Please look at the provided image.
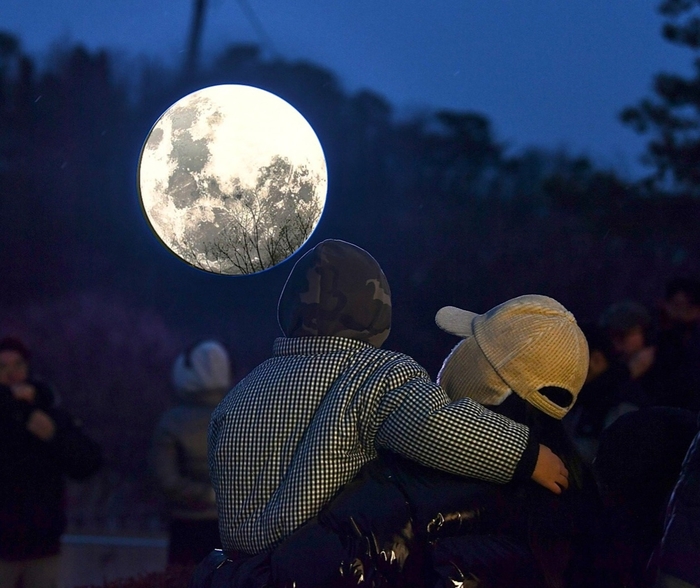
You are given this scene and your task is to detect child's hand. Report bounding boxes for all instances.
[531,444,569,494]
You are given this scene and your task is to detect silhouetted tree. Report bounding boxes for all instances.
[621,0,700,195]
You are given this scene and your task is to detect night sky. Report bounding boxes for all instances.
[0,0,690,180]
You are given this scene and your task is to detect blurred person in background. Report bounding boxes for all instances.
[564,323,630,463]
[150,340,232,567]
[654,277,700,412]
[597,300,663,424]
[0,336,102,588]
[648,411,700,588]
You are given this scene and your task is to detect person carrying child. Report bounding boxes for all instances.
[268,294,611,588]
[192,240,569,587]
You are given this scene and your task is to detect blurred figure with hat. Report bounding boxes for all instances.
[150,339,232,567]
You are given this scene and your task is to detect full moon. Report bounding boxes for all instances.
[137,84,328,275]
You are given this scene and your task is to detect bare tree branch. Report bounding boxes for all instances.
[179,154,324,274]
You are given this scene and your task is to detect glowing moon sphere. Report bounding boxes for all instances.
[137,84,328,275]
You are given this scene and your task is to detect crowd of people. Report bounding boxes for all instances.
[1,240,699,588]
[561,277,700,588]
[566,277,700,460]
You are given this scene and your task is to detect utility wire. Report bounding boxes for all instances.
[234,0,280,58]
[184,0,207,75]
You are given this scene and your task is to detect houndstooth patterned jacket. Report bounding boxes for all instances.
[209,335,535,554]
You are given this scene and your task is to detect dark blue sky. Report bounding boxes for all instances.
[0,0,690,179]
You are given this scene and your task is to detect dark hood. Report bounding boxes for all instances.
[277,239,392,347]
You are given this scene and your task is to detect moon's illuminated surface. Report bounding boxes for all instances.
[137,84,328,275]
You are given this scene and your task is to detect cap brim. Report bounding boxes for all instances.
[435,306,479,338]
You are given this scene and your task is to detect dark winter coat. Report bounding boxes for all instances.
[653,323,700,411]
[652,412,700,587]
[0,381,102,561]
[151,341,229,524]
[594,407,699,588]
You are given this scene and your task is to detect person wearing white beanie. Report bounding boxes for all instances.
[151,339,232,567]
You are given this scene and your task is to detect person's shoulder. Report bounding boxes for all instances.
[365,347,433,386]
[383,347,429,367]
[351,344,422,366]
[359,344,415,361]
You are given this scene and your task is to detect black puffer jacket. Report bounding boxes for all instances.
[0,382,102,560]
[594,407,699,588]
[651,412,700,587]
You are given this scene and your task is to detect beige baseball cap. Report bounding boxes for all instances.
[436,294,589,420]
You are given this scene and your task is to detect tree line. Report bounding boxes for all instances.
[0,0,699,489]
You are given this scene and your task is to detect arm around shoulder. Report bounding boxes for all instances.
[374,371,534,484]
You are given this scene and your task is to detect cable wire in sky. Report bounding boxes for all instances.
[234,0,280,58]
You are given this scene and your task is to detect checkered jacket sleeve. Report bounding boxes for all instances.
[374,360,531,484]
